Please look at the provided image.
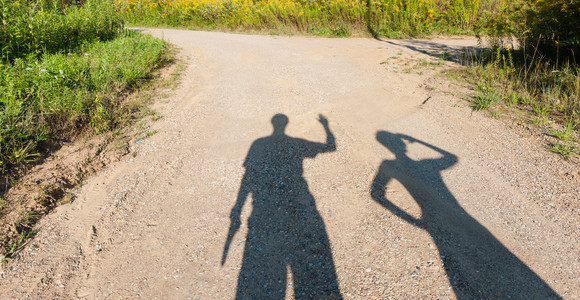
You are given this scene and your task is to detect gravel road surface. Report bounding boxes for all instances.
[0,29,578,299]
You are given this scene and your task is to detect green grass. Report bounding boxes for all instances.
[0,32,169,258]
[0,0,169,171]
[471,84,501,110]
[460,0,580,157]
[0,0,169,260]
[450,45,579,155]
[1,229,37,265]
[0,32,166,170]
[550,142,580,156]
[0,0,124,61]
[548,121,576,141]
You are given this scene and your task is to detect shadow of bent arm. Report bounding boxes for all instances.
[370,165,423,228]
[401,134,458,168]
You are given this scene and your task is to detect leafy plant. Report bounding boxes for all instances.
[1,230,37,265]
[472,83,501,110]
[548,120,577,141]
[524,0,580,64]
[0,32,166,171]
[550,141,580,156]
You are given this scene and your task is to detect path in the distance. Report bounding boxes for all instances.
[0,30,578,299]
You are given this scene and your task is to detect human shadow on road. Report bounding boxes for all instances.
[370,131,560,299]
[222,114,342,299]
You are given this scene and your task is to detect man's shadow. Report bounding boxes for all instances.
[223,114,342,299]
[370,131,560,299]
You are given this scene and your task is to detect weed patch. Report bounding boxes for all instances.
[450,45,579,155]
[550,142,579,157]
[0,0,124,61]
[472,83,501,110]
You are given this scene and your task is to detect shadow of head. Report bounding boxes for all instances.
[272,113,289,135]
[376,131,406,156]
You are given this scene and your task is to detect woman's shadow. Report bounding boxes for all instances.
[370,131,560,299]
[222,114,342,299]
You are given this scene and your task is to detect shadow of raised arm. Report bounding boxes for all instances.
[370,165,423,228]
[318,114,336,153]
[400,134,458,168]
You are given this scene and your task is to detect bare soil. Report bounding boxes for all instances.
[0,30,578,299]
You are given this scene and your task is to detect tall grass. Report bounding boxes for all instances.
[117,0,511,37]
[454,0,580,155]
[0,0,124,61]
[0,0,167,170]
[368,0,505,37]
[455,46,579,154]
[0,33,166,168]
[1,0,168,260]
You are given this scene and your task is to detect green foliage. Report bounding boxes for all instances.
[0,0,168,258]
[550,141,579,156]
[524,0,580,63]
[1,229,37,264]
[0,0,168,261]
[454,43,579,154]
[472,82,501,110]
[483,0,579,64]
[548,120,576,141]
[119,0,510,37]
[0,0,124,62]
[0,24,166,170]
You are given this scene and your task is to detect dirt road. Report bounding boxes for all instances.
[0,29,578,299]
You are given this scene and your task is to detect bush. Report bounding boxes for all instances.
[524,0,580,64]
[484,0,580,64]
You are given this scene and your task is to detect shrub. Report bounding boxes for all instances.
[484,0,580,64]
[524,0,580,64]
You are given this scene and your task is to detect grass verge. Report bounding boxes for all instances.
[0,31,166,170]
[1,0,171,262]
[449,46,579,156]
[0,32,170,263]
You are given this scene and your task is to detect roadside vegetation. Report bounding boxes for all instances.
[0,0,166,171]
[456,48,579,155]
[1,0,168,262]
[454,0,579,155]
[119,0,578,154]
[116,0,510,37]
